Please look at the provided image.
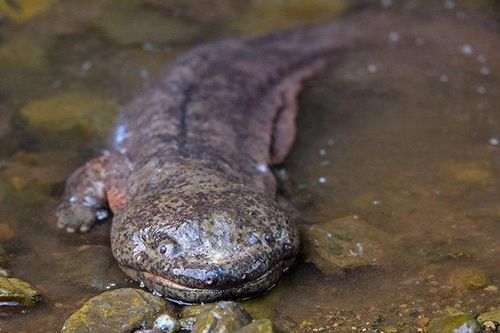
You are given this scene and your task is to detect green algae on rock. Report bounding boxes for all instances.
[191,301,252,333]
[302,216,389,275]
[0,277,42,307]
[426,313,481,333]
[235,319,275,333]
[60,288,172,333]
[20,92,116,139]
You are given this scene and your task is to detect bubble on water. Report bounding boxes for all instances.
[319,149,326,156]
[480,67,490,75]
[460,44,474,55]
[439,74,449,82]
[388,31,400,44]
[328,138,335,146]
[415,37,425,47]
[367,64,378,73]
[444,0,455,9]
[381,0,393,8]
[372,199,382,205]
[476,86,486,94]
[318,176,326,184]
[320,160,330,166]
[139,281,145,288]
[489,138,499,146]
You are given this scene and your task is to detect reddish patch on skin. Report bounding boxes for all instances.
[107,187,127,211]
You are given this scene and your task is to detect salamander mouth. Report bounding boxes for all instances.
[118,257,294,303]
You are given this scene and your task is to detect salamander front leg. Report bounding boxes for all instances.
[56,156,110,233]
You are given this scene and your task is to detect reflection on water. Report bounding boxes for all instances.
[0,0,499,332]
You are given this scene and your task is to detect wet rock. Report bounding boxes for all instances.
[153,313,180,332]
[20,92,116,140]
[302,216,389,275]
[0,0,57,23]
[426,313,480,333]
[477,308,500,326]
[191,301,252,333]
[0,277,42,308]
[0,223,15,241]
[449,267,490,290]
[60,288,171,333]
[235,319,274,333]
[93,0,200,46]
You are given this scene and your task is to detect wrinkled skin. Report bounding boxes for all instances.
[56,22,348,302]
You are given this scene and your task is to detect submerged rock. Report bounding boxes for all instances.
[4,151,77,199]
[191,301,252,333]
[235,319,274,333]
[0,0,57,23]
[20,92,116,140]
[449,267,490,290]
[0,34,48,70]
[60,288,172,333]
[0,223,15,242]
[0,277,42,309]
[302,216,389,275]
[234,0,350,34]
[93,0,200,46]
[426,313,480,333]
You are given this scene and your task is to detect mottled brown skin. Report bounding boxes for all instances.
[56,22,346,302]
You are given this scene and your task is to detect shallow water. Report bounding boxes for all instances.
[0,0,499,332]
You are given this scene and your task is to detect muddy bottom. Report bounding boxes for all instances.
[0,0,499,332]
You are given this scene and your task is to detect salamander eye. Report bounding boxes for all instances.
[159,245,167,254]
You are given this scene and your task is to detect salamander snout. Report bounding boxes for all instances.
[111,183,300,302]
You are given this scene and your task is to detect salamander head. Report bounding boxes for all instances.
[111,181,299,303]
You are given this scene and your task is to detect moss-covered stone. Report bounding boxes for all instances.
[60,288,171,333]
[426,313,480,333]
[0,277,42,307]
[191,301,252,333]
[0,0,57,23]
[20,92,116,139]
[302,216,389,275]
[236,319,274,333]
